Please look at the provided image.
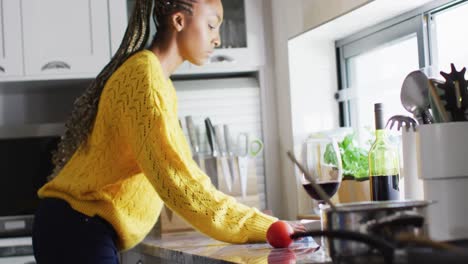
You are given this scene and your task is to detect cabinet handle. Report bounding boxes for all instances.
[41,61,71,71]
[209,55,235,63]
[0,66,4,73]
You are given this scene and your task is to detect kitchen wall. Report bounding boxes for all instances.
[267,0,368,219]
[175,77,267,209]
[0,0,430,221]
[268,0,437,219]
[302,0,372,30]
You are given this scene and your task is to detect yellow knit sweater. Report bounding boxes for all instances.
[38,50,277,251]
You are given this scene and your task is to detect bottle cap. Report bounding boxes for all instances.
[374,103,384,130]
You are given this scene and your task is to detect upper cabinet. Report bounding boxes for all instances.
[127,0,265,76]
[1,0,127,82]
[179,0,265,75]
[0,0,23,77]
[22,0,110,77]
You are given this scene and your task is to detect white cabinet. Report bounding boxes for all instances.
[182,0,265,75]
[22,0,110,77]
[126,0,265,76]
[0,0,127,81]
[0,0,23,77]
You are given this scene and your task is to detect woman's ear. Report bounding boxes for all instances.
[171,12,186,32]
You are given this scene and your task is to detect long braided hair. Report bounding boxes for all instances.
[50,0,197,179]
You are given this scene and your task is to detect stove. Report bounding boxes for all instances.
[331,239,468,264]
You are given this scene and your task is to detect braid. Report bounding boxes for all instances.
[50,0,196,180]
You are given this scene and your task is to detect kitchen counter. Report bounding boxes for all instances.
[134,231,332,264]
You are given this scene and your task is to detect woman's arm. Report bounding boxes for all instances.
[120,60,277,243]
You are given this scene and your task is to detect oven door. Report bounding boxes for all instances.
[0,255,35,264]
[0,237,35,264]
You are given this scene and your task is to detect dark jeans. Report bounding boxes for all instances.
[32,198,119,264]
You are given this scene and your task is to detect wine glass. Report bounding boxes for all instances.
[299,137,343,209]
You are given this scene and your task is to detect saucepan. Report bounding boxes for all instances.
[323,201,430,259]
[294,200,435,264]
[287,151,465,263]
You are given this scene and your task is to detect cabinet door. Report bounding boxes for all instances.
[188,0,265,74]
[0,0,23,77]
[22,0,110,77]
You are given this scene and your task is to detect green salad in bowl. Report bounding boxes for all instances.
[324,134,369,181]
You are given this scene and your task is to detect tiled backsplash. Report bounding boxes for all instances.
[175,77,266,209]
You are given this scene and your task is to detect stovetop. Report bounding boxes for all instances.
[332,239,468,264]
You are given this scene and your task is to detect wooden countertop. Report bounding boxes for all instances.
[135,231,332,264]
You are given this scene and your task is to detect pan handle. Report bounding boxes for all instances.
[365,211,425,234]
[292,230,395,264]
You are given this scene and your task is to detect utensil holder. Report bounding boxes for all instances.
[417,122,468,241]
[200,155,259,202]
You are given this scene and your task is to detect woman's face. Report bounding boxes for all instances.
[177,0,223,65]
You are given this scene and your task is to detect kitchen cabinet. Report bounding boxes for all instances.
[180,0,266,75]
[126,0,265,76]
[22,0,110,78]
[0,0,23,77]
[0,0,127,81]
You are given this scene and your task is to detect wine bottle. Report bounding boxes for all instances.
[368,103,400,201]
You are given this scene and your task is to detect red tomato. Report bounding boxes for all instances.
[266,221,294,248]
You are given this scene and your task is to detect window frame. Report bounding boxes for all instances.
[335,0,466,127]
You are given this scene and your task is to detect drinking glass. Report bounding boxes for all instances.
[300,137,343,209]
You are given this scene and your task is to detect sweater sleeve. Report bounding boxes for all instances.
[121,63,277,243]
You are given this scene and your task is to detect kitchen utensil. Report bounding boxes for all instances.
[428,79,450,122]
[204,118,218,188]
[314,200,432,262]
[439,64,468,121]
[185,116,202,166]
[237,133,263,198]
[214,125,233,192]
[223,125,237,186]
[401,70,434,124]
[286,151,337,211]
[385,115,417,131]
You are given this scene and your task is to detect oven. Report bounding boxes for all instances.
[0,123,64,263]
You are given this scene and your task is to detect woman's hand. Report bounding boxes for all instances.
[284,220,307,234]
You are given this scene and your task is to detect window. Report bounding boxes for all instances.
[347,35,419,139]
[430,1,468,76]
[336,0,468,135]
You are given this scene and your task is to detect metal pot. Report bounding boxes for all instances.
[320,200,432,260]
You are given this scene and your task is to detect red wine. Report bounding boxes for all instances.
[370,175,400,201]
[302,181,340,201]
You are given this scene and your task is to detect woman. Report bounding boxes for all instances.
[32,0,302,263]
